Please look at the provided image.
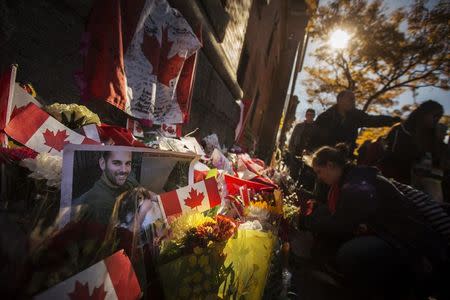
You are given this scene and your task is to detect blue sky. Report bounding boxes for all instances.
[294,0,449,120]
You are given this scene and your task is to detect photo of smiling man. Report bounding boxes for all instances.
[73,150,139,224]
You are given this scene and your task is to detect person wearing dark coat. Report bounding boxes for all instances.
[378,100,444,185]
[301,145,449,299]
[310,90,400,153]
[287,108,317,182]
[289,108,317,157]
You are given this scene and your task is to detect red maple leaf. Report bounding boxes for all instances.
[68,281,107,300]
[141,27,185,86]
[141,31,160,77]
[184,187,205,209]
[134,123,143,134]
[90,284,108,300]
[162,124,175,134]
[42,129,69,152]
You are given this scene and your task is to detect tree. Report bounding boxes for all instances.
[304,0,449,112]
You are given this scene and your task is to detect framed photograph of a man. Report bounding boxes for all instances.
[59,144,197,228]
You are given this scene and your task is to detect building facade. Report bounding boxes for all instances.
[171,0,311,160]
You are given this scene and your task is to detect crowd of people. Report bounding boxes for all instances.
[287,90,449,299]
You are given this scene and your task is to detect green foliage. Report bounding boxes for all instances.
[305,0,449,112]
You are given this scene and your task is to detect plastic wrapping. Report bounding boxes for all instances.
[158,229,276,300]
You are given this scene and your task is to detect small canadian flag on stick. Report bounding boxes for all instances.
[5,103,98,155]
[158,177,221,220]
[34,250,141,300]
[0,65,42,146]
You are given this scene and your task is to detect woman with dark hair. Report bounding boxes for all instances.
[108,187,165,259]
[379,100,444,184]
[301,144,449,299]
[106,187,166,298]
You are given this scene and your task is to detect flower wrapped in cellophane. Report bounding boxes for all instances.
[157,211,276,299]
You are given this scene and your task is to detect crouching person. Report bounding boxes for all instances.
[300,144,450,299]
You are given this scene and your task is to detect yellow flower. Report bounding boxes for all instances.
[170,211,215,240]
[184,274,194,284]
[192,285,202,295]
[245,201,278,220]
[192,272,203,283]
[204,266,212,275]
[193,246,204,256]
[198,255,209,267]
[249,201,277,213]
[179,286,191,298]
[188,255,198,266]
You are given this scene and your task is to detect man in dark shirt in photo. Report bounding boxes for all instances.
[72,151,139,224]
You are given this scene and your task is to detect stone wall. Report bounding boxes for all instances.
[221,0,253,71]
[183,51,240,147]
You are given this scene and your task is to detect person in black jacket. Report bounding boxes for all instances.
[287,108,317,182]
[301,144,449,299]
[378,100,444,185]
[310,90,400,153]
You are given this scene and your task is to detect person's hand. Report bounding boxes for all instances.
[139,199,153,214]
[136,199,154,227]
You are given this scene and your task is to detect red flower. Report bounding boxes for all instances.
[0,146,37,163]
[184,215,238,251]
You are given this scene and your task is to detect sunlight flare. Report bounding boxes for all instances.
[329,29,350,49]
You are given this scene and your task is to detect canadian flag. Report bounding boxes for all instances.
[126,118,144,138]
[80,0,201,124]
[236,153,276,187]
[82,123,146,147]
[160,123,182,138]
[34,250,141,300]
[4,103,99,156]
[238,153,266,175]
[188,160,210,184]
[158,177,221,220]
[224,174,274,196]
[0,65,42,146]
[239,185,251,206]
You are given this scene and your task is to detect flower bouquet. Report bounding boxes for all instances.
[44,103,100,129]
[157,212,276,299]
[158,213,237,299]
[0,147,61,230]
